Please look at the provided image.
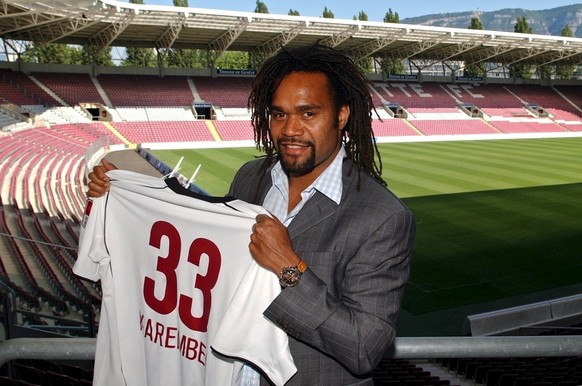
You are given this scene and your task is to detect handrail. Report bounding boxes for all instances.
[2,335,582,367]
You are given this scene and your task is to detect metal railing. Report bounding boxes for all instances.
[2,335,582,367]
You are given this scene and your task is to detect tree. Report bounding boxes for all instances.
[288,9,300,16]
[469,16,483,30]
[384,8,399,23]
[215,51,250,69]
[509,16,533,79]
[556,24,576,80]
[21,39,112,66]
[22,43,81,64]
[355,11,368,21]
[464,17,487,77]
[535,63,553,80]
[254,1,268,13]
[82,46,113,66]
[122,46,157,67]
[166,48,206,68]
[381,9,404,75]
[322,7,334,19]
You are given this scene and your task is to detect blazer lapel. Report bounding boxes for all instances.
[287,158,358,239]
[287,192,338,239]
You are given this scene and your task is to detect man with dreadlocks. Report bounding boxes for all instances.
[228,44,415,385]
[87,44,415,385]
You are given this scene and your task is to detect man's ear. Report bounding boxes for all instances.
[338,104,350,131]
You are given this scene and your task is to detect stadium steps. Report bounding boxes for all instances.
[501,85,528,106]
[27,75,68,107]
[187,77,203,102]
[90,75,114,108]
[204,119,223,141]
[403,119,425,136]
[552,86,582,117]
[481,118,503,133]
[101,121,132,145]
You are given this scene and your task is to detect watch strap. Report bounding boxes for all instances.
[279,260,308,287]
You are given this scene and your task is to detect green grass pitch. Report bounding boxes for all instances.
[151,137,582,334]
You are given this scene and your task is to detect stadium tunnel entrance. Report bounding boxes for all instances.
[192,103,215,119]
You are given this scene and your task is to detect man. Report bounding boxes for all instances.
[87,44,415,385]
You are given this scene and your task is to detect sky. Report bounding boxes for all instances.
[127,1,581,21]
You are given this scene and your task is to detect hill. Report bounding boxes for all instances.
[401,4,582,37]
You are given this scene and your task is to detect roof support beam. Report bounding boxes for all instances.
[250,22,306,67]
[430,41,480,62]
[537,50,581,66]
[207,18,249,65]
[85,15,132,55]
[347,36,397,63]
[0,9,62,35]
[503,47,546,66]
[21,17,96,45]
[385,36,447,60]
[319,24,360,47]
[461,45,516,65]
[154,15,185,57]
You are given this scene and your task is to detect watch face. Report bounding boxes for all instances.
[280,267,301,287]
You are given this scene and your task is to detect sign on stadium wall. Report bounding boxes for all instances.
[387,74,419,81]
[217,69,257,76]
[455,76,485,83]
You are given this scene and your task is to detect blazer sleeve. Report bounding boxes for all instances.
[263,200,415,375]
[228,158,270,204]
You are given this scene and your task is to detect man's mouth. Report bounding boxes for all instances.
[279,142,311,156]
[278,139,311,148]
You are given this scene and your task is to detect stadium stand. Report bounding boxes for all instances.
[372,82,454,110]
[489,119,568,134]
[0,69,57,107]
[1,65,582,385]
[213,119,255,141]
[555,85,582,110]
[191,76,254,108]
[30,72,105,107]
[97,74,196,107]
[410,119,499,136]
[371,119,421,137]
[111,120,215,143]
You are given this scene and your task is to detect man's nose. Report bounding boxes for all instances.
[282,115,303,136]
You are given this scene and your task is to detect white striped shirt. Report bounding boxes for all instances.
[263,146,345,225]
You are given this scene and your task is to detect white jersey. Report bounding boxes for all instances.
[74,170,296,386]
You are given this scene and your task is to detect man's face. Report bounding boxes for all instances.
[269,71,349,181]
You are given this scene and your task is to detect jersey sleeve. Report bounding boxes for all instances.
[73,196,110,282]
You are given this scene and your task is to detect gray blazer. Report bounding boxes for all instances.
[228,157,415,385]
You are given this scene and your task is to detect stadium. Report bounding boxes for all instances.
[1,0,582,384]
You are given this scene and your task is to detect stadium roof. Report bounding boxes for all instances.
[2,0,582,69]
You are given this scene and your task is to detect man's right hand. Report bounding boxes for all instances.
[87,158,118,197]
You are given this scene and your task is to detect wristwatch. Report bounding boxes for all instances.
[279,260,308,288]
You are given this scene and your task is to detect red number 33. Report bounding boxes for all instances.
[143,220,221,332]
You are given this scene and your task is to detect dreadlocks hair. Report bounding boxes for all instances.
[248,43,386,190]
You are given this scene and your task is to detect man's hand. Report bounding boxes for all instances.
[87,159,117,197]
[249,214,302,276]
